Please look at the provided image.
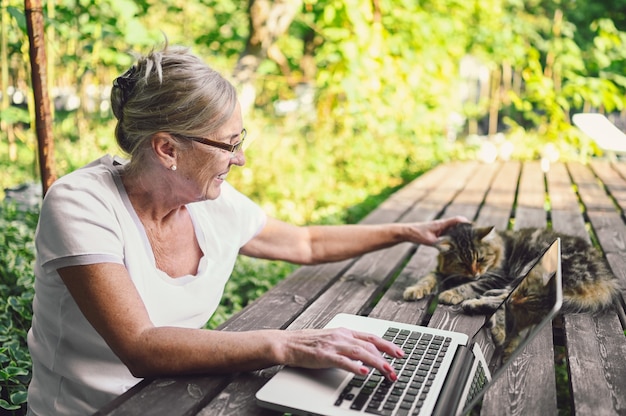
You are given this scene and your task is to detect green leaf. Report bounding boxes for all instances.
[0,366,29,380]
[10,390,28,405]
[0,107,30,124]
[0,398,20,411]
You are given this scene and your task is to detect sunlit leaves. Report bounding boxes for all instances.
[0,205,37,414]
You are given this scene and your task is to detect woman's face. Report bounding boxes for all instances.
[179,102,246,201]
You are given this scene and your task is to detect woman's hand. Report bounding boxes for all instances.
[406,216,469,246]
[277,327,404,380]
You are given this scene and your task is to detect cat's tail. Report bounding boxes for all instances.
[562,278,621,314]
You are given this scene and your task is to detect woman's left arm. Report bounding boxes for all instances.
[240,216,468,265]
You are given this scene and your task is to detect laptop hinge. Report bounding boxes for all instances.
[432,343,475,416]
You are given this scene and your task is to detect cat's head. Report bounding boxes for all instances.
[434,222,503,280]
[505,266,556,331]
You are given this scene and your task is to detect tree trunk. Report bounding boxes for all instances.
[233,0,302,112]
[25,0,56,195]
[488,66,501,136]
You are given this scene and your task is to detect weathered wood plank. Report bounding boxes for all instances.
[196,371,279,416]
[583,161,626,307]
[94,376,232,416]
[475,161,521,230]
[563,312,626,415]
[444,161,502,219]
[368,245,438,324]
[517,162,546,208]
[548,163,579,211]
[548,163,587,239]
[480,325,557,416]
[547,162,590,234]
[514,161,548,228]
[360,161,455,225]
[590,160,626,213]
[482,161,558,416]
[610,159,626,211]
[610,160,626,180]
[563,162,626,416]
[568,162,615,211]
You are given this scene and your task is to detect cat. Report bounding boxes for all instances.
[403,223,620,362]
[403,222,619,314]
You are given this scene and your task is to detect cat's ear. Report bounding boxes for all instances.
[475,226,497,241]
[435,236,453,253]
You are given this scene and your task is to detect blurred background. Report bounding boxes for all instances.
[2,0,625,223]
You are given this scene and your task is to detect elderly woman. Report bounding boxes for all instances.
[26,44,466,415]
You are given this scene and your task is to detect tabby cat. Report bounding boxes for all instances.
[403,222,619,314]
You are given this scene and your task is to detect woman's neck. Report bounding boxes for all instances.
[121,166,184,224]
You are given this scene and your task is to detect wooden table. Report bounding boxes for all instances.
[96,160,626,416]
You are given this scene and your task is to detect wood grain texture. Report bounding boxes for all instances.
[564,162,626,416]
[97,161,626,416]
[481,160,557,416]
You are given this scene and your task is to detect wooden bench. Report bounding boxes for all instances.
[96,160,626,416]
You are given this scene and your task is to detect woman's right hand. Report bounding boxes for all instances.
[276,327,404,381]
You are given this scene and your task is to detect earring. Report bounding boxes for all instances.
[171,165,177,171]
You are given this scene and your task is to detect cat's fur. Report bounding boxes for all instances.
[403,223,619,315]
[487,260,559,363]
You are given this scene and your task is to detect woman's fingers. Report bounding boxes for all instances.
[284,328,404,380]
[343,330,402,380]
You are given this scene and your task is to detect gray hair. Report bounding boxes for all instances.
[110,43,237,168]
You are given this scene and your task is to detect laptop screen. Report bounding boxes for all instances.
[462,238,562,413]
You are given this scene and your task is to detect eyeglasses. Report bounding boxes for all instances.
[175,129,247,158]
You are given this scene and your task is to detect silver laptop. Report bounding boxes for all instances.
[256,238,562,416]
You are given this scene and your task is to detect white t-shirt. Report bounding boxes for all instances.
[26,155,267,415]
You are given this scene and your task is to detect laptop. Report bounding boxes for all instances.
[256,238,562,416]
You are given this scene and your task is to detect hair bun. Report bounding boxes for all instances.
[112,66,138,116]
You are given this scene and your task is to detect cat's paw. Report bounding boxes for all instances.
[488,312,506,346]
[403,274,437,301]
[461,295,504,314]
[460,298,486,313]
[403,284,433,300]
[490,326,506,347]
[438,289,465,305]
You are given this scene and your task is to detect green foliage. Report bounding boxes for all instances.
[0,139,39,199]
[233,113,439,225]
[311,0,468,140]
[0,203,38,415]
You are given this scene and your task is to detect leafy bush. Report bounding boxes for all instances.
[0,203,38,415]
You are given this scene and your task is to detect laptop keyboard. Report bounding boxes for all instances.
[334,327,452,415]
[465,360,487,406]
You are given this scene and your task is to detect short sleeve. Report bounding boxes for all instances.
[36,171,125,273]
